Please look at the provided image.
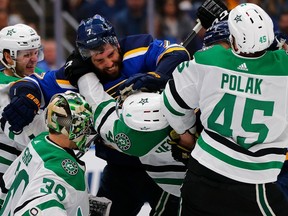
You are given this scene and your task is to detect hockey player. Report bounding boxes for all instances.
[1,14,189,215]
[0,91,93,215]
[1,2,224,213]
[77,71,190,199]
[0,23,45,182]
[161,3,288,215]
[64,14,190,215]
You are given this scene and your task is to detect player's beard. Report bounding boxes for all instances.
[100,59,122,80]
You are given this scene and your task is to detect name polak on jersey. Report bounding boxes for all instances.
[221,73,262,95]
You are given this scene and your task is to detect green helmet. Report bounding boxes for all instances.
[47,91,93,152]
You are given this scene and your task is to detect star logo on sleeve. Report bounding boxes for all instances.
[6,28,16,36]
[234,15,242,23]
[138,98,148,105]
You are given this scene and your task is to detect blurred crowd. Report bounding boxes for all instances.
[3,0,288,71]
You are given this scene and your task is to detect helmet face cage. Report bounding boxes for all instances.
[121,92,169,132]
[203,20,230,47]
[76,14,119,60]
[47,91,93,152]
[228,3,274,54]
[0,24,44,67]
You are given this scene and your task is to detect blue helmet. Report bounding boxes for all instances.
[203,20,230,47]
[268,31,288,51]
[76,14,119,60]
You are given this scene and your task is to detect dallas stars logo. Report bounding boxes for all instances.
[115,133,131,151]
[62,159,78,175]
[138,98,148,105]
[234,15,242,23]
[7,28,16,36]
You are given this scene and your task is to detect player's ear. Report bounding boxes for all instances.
[3,50,13,65]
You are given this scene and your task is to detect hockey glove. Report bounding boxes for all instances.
[119,72,169,100]
[64,51,95,87]
[197,0,228,29]
[2,93,40,134]
[168,130,192,166]
[89,195,112,216]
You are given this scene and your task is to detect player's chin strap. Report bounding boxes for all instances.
[0,59,23,78]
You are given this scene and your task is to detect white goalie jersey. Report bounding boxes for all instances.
[0,132,89,215]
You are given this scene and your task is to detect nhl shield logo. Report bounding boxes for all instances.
[62,159,78,175]
[115,133,131,151]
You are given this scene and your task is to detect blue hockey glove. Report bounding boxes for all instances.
[2,94,40,134]
[119,72,169,99]
[1,82,41,134]
[65,51,95,87]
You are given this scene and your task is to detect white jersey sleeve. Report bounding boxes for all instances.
[78,72,113,107]
[161,60,197,134]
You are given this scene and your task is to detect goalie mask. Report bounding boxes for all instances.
[228,3,274,54]
[120,92,169,132]
[76,14,119,60]
[0,24,44,77]
[47,91,93,152]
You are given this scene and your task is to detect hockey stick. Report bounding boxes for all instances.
[182,0,228,56]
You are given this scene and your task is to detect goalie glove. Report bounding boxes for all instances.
[168,129,193,166]
[89,195,112,216]
[64,51,95,87]
[197,0,228,29]
[118,72,169,100]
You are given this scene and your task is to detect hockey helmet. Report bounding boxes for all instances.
[76,14,119,60]
[203,20,230,47]
[121,92,169,132]
[0,24,43,74]
[228,3,274,54]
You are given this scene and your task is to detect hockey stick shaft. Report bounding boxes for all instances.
[181,0,228,56]
[182,21,203,54]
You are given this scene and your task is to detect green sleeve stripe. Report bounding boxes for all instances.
[163,91,185,116]
[22,199,65,216]
[0,156,12,166]
[153,178,183,185]
[93,99,115,124]
[198,136,283,170]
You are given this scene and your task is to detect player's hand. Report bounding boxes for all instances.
[119,72,169,100]
[168,130,193,166]
[197,0,228,29]
[2,94,40,134]
[64,51,95,87]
